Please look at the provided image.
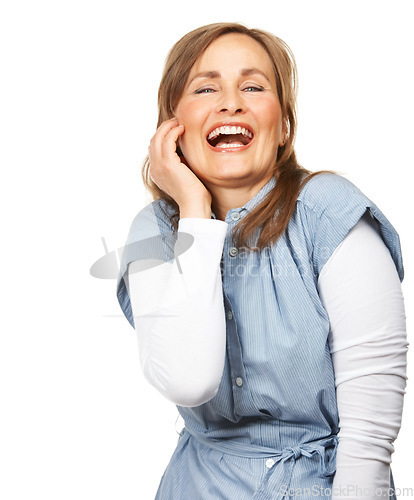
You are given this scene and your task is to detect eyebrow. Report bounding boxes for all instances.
[240,68,271,81]
[188,67,272,86]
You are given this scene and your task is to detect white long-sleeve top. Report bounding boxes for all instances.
[128,213,407,498]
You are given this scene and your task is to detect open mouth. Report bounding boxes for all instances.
[206,125,254,150]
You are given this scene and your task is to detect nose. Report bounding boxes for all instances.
[216,88,245,115]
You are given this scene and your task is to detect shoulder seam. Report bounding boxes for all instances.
[297,174,361,217]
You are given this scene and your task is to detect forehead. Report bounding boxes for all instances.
[190,33,275,77]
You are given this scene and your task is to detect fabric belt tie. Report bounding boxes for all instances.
[183,428,337,500]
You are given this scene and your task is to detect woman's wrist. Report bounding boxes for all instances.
[179,199,212,219]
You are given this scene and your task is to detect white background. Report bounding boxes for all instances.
[1,0,413,498]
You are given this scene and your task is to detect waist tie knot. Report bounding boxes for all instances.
[183,428,337,500]
[285,445,302,460]
[254,437,337,500]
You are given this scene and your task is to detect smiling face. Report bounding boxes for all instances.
[175,33,285,193]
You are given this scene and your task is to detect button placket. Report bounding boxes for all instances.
[223,295,253,414]
[222,225,238,289]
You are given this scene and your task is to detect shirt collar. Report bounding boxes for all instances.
[211,176,276,220]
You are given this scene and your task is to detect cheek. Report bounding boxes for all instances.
[175,101,206,131]
[175,102,208,168]
[256,99,282,135]
[176,102,210,161]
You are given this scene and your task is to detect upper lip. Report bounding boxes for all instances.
[206,121,254,141]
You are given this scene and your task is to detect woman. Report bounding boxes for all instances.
[117,23,407,499]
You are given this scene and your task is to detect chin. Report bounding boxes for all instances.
[201,167,257,186]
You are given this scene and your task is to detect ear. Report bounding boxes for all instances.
[279,118,289,147]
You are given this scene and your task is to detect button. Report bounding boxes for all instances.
[227,310,234,320]
[231,212,241,221]
[229,247,238,257]
[235,377,243,387]
[265,458,275,469]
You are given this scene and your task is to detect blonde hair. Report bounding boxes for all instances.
[142,22,320,249]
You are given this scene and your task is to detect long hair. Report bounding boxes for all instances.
[142,22,321,250]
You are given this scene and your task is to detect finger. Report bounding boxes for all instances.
[161,123,185,159]
[149,120,185,189]
[153,118,180,143]
[149,119,181,162]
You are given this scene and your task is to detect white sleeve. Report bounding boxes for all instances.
[318,213,408,500]
[127,217,228,408]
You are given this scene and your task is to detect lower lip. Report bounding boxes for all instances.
[206,138,254,153]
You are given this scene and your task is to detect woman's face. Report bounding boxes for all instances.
[175,33,285,191]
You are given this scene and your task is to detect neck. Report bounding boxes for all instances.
[207,176,273,221]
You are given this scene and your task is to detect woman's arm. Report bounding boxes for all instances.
[127,217,228,407]
[318,213,408,499]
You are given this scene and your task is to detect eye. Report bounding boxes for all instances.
[243,85,265,92]
[194,87,216,95]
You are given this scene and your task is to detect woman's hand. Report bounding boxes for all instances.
[148,118,212,219]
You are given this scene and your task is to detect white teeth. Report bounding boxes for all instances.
[207,125,253,141]
[216,143,244,148]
